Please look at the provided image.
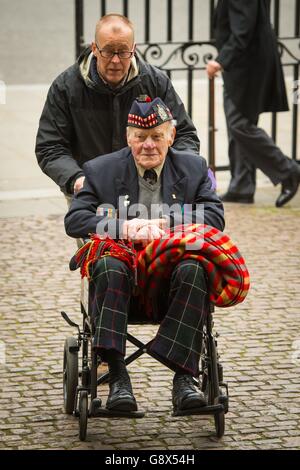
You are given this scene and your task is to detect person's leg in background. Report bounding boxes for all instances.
[223,90,256,202]
[222,90,300,207]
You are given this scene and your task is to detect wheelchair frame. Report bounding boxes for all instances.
[62,277,229,441]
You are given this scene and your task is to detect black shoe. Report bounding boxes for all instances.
[172,373,207,411]
[276,168,300,207]
[106,370,137,411]
[220,192,254,204]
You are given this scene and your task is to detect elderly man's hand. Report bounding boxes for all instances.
[122,218,167,243]
[134,224,166,247]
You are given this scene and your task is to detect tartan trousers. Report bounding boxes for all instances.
[88,256,209,376]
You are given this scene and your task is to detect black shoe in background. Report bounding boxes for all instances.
[276,167,300,207]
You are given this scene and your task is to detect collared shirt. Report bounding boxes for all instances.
[135,161,165,181]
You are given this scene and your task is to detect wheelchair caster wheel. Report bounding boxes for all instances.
[90,398,102,416]
[219,393,229,414]
[214,411,225,438]
[79,390,88,441]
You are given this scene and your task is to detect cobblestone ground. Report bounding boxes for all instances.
[0,204,300,450]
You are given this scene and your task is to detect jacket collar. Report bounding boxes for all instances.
[114,152,139,207]
[78,47,141,95]
[114,149,187,209]
[161,154,187,206]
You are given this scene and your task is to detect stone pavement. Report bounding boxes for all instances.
[0,190,300,450]
[1,6,300,450]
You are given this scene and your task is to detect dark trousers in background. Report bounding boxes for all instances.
[223,90,296,197]
[88,256,209,377]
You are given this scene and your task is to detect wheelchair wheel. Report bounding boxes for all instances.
[205,331,220,405]
[63,337,78,414]
[79,390,88,441]
[214,411,225,438]
[202,326,227,438]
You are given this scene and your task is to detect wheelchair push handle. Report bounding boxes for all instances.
[61,311,80,333]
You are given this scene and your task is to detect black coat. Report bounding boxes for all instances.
[35,48,200,194]
[214,0,289,121]
[64,147,225,239]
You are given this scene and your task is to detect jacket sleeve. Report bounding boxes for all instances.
[64,165,124,240]
[35,79,84,194]
[216,0,259,70]
[171,159,225,231]
[196,161,225,231]
[162,79,200,154]
[64,183,101,239]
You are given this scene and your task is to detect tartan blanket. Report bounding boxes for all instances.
[70,224,250,308]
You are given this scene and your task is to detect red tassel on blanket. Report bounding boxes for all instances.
[74,234,137,279]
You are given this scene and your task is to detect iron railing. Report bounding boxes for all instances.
[75,0,300,172]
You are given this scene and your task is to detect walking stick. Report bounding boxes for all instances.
[208,76,216,174]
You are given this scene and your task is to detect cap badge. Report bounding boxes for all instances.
[157,104,169,121]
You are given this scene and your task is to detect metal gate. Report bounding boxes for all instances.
[75,0,300,172]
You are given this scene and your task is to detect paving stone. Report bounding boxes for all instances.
[1,208,300,450]
[115,442,142,450]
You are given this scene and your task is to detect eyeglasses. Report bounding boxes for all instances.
[95,44,134,59]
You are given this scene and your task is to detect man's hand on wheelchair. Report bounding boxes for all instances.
[123,218,167,246]
[73,176,85,194]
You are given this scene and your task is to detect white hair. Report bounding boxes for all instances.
[126,119,176,137]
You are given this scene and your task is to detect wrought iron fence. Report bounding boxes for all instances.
[75,0,300,172]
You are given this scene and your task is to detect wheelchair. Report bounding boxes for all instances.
[61,276,229,442]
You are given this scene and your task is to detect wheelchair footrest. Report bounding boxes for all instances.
[91,407,145,418]
[172,403,224,417]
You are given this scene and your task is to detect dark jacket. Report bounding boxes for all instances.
[64,147,225,239]
[35,47,200,194]
[214,0,288,121]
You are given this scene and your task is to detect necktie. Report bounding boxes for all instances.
[143,169,157,185]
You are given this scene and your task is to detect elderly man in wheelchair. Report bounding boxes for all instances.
[64,97,248,439]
